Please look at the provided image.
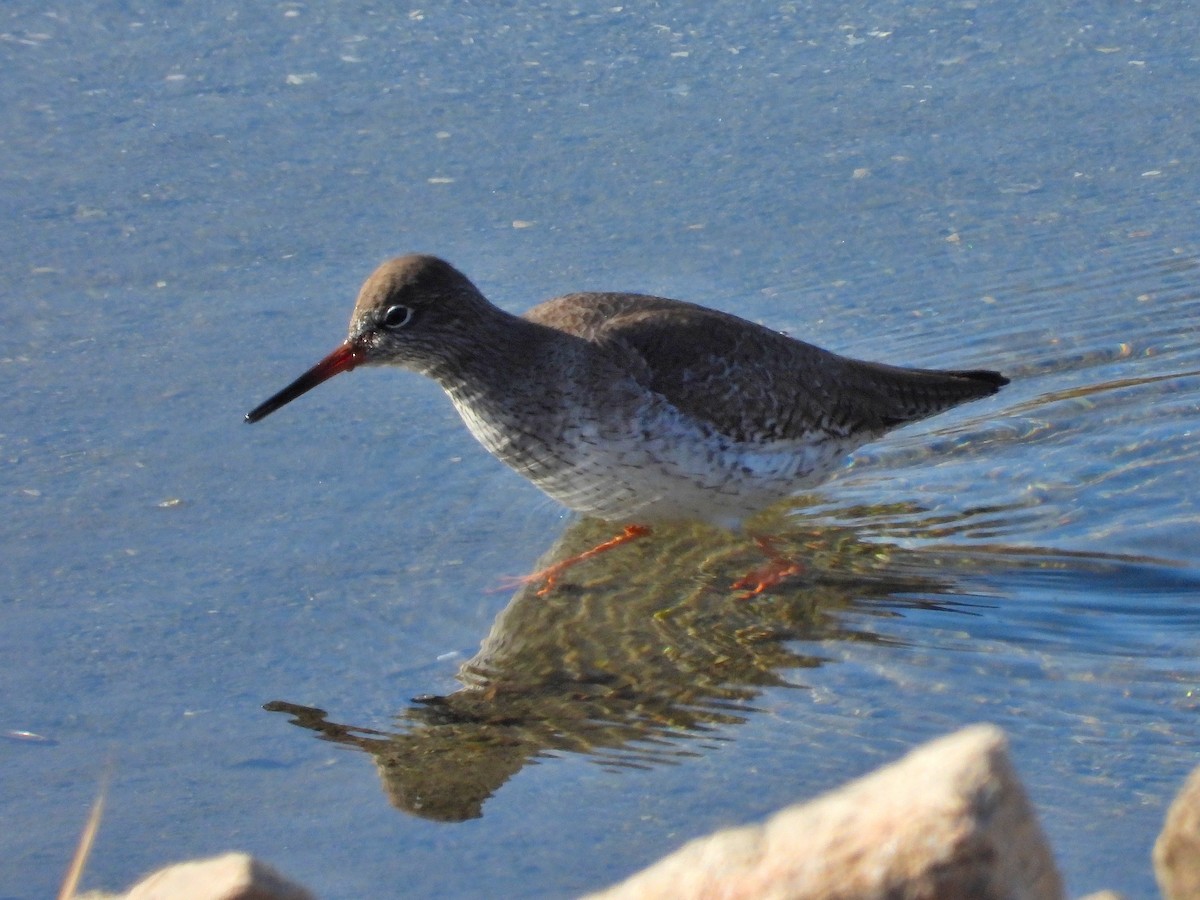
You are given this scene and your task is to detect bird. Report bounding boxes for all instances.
[247,255,1007,536]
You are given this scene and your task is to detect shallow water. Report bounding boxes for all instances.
[3,3,1199,898]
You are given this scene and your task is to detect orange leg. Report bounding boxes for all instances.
[731,535,805,600]
[507,525,652,596]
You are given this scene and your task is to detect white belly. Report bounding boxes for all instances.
[450,388,855,528]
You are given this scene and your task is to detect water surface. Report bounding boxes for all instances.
[2,3,1198,898]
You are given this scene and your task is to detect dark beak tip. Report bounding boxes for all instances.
[243,341,361,427]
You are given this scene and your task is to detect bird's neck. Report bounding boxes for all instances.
[422,309,584,471]
[422,305,565,402]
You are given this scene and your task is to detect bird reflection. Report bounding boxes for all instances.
[265,510,979,821]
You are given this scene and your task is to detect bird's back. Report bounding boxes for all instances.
[523,291,1007,448]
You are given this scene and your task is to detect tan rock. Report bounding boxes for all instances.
[586,724,1063,900]
[118,852,314,900]
[1154,763,1200,900]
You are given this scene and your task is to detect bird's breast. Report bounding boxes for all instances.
[444,380,860,525]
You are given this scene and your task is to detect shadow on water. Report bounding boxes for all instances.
[264,510,1185,822]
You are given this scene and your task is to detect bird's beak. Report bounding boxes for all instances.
[245,341,364,423]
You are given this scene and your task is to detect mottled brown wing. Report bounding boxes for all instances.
[525,292,1006,443]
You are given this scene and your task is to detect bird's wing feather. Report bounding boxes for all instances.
[525,292,1005,444]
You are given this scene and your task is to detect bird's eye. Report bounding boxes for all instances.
[381,304,413,330]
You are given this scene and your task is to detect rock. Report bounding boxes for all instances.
[586,724,1063,900]
[1154,763,1200,900]
[114,852,314,900]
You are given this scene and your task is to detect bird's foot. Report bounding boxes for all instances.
[731,535,805,599]
[501,524,652,596]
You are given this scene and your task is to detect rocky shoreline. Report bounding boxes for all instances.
[75,724,1199,900]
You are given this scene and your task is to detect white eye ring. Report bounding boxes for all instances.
[382,304,413,330]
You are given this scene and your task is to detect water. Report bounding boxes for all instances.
[2,2,1198,898]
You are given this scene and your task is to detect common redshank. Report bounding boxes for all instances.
[246,255,1007,530]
